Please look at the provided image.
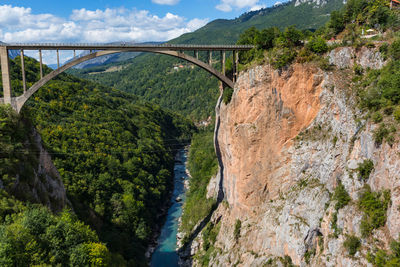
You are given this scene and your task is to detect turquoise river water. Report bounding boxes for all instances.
[150,149,188,267]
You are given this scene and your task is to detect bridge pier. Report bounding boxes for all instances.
[20,49,27,93]
[57,49,60,68]
[0,46,12,105]
[39,50,43,78]
[221,51,226,76]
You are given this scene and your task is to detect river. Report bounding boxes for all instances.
[150,148,188,267]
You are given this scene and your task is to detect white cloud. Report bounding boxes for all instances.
[216,0,261,12]
[151,0,180,5]
[0,5,209,63]
[250,4,266,11]
[187,18,209,31]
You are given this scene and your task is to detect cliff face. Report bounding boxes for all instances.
[197,49,399,266]
[6,128,68,212]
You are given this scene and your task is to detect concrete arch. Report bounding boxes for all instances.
[15,49,233,112]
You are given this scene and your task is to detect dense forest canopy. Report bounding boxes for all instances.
[0,56,195,266]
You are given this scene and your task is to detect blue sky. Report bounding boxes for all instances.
[0,0,283,63]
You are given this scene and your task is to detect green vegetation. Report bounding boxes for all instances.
[180,127,218,236]
[233,219,242,241]
[1,56,195,265]
[0,105,38,192]
[304,248,316,264]
[367,239,400,266]
[357,159,374,181]
[331,211,341,238]
[196,221,221,266]
[330,180,351,238]
[306,36,329,54]
[372,112,383,123]
[343,235,361,256]
[333,180,351,210]
[279,255,296,267]
[69,54,220,120]
[236,25,305,69]
[222,87,234,104]
[0,205,116,266]
[358,185,391,237]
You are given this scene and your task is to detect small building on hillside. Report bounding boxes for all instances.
[391,0,400,9]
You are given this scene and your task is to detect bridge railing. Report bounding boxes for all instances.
[0,43,254,51]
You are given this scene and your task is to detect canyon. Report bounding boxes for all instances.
[187,47,399,266]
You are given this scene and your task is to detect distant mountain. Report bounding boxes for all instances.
[71,0,345,120]
[170,0,344,45]
[67,41,163,69]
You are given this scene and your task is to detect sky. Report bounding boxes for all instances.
[0,0,283,63]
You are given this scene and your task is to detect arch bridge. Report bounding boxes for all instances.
[0,43,253,113]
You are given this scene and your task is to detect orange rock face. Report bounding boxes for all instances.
[200,55,400,267]
[218,64,323,215]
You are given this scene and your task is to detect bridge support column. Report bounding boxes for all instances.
[0,46,12,105]
[20,49,27,93]
[195,50,199,60]
[39,50,43,78]
[57,49,60,68]
[234,50,239,82]
[232,50,237,82]
[208,51,212,66]
[221,51,226,76]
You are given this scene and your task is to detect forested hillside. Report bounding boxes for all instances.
[69,0,345,120]
[0,56,194,266]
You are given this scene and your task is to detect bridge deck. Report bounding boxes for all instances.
[0,43,253,51]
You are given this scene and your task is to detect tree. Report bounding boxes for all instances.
[329,10,345,34]
[307,36,328,54]
[283,26,304,47]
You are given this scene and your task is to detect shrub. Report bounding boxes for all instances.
[394,106,400,121]
[389,38,400,61]
[233,219,241,241]
[358,186,391,237]
[202,222,220,251]
[367,239,400,266]
[318,57,333,71]
[372,112,383,123]
[270,47,297,69]
[223,87,234,104]
[297,47,315,63]
[353,64,364,75]
[283,26,304,47]
[333,180,351,210]
[304,249,316,264]
[331,211,341,238]
[379,43,389,59]
[373,124,390,145]
[329,10,345,34]
[307,36,328,54]
[357,159,374,181]
[343,235,361,256]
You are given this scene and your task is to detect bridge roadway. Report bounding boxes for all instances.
[2,43,253,51]
[0,43,253,112]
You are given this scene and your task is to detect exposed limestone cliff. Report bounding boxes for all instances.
[190,48,399,266]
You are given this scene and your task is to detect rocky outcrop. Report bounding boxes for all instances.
[191,51,399,266]
[10,129,68,212]
[328,46,385,69]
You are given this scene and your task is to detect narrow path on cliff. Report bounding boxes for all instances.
[178,87,226,263]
